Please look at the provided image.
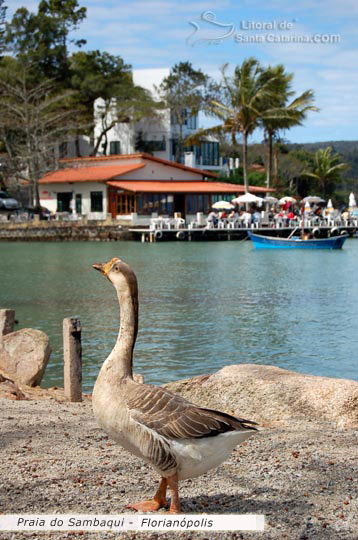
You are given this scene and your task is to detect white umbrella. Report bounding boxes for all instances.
[304,201,311,212]
[232,193,264,204]
[279,196,297,204]
[303,196,325,204]
[327,199,334,209]
[264,195,278,204]
[212,200,234,210]
[349,192,357,209]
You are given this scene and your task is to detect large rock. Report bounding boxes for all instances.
[165,364,358,429]
[0,328,51,386]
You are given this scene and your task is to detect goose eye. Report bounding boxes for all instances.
[114,265,120,272]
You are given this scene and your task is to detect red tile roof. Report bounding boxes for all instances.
[38,164,145,184]
[107,180,271,194]
[59,153,218,178]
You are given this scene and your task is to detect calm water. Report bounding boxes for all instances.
[1,240,358,391]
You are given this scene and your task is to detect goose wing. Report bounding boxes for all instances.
[125,381,257,440]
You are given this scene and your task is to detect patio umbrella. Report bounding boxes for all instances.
[304,201,311,212]
[212,200,234,209]
[303,196,325,204]
[264,195,278,204]
[232,193,264,204]
[327,199,334,209]
[279,196,297,204]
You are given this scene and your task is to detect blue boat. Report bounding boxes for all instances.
[248,231,348,249]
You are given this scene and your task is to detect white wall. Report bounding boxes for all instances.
[122,160,205,181]
[39,182,107,218]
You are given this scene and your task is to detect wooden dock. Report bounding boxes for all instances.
[130,225,357,242]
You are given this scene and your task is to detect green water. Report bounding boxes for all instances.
[1,240,357,391]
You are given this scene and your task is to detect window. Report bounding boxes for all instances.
[137,193,173,215]
[57,192,72,212]
[146,139,166,152]
[200,142,219,166]
[186,114,197,130]
[185,195,210,214]
[90,191,103,212]
[59,142,68,159]
[211,194,233,204]
[75,194,82,214]
[170,140,184,163]
[118,192,135,214]
[109,140,121,155]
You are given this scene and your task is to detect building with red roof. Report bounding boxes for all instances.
[38,153,273,223]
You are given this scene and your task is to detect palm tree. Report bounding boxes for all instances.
[188,58,280,193]
[303,147,348,198]
[261,65,318,188]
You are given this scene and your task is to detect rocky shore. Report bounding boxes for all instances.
[0,221,133,241]
[1,364,358,540]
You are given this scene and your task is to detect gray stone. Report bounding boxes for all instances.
[0,328,51,386]
[165,364,358,429]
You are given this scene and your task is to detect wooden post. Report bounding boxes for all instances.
[0,309,15,336]
[63,317,82,402]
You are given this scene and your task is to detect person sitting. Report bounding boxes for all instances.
[207,210,219,227]
[239,209,252,226]
[252,210,262,225]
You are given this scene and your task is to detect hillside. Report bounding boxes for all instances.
[288,140,358,179]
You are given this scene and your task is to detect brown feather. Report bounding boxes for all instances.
[125,380,257,441]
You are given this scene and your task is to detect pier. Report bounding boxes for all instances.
[130,224,357,242]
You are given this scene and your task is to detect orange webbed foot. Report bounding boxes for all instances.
[127,499,169,512]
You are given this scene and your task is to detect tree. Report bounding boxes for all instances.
[303,147,348,198]
[0,64,75,207]
[157,62,211,162]
[4,0,86,82]
[189,59,281,192]
[69,50,159,156]
[260,65,318,188]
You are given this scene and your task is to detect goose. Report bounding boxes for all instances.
[92,257,258,513]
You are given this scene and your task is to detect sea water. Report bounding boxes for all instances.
[1,240,357,391]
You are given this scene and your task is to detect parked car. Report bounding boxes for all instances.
[23,206,52,220]
[0,191,20,211]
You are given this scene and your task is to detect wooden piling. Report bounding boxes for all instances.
[0,309,15,336]
[63,317,82,402]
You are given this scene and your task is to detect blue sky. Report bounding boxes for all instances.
[8,0,358,143]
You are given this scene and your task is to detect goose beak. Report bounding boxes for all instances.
[92,263,106,274]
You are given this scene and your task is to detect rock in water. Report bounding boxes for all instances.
[0,328,51,386]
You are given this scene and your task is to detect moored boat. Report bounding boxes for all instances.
[248,231,348,249]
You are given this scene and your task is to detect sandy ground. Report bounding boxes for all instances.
[1,394,358,540]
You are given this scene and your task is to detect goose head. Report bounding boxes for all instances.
[92,257,138,295]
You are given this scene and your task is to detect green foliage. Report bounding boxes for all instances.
[157,62,211,162]
[302,147,348,198]
[4,0,86,82]
[217,167,266,187]
[70,50,131,103]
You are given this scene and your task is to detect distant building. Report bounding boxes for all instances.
[93,68,222,172]
[38,153,272,224]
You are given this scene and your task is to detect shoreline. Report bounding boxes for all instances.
[1,365,358,539]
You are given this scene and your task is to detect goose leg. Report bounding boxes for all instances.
[127,477,169,512]
[167,473,181,514]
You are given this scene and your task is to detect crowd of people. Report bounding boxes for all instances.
[206,200,358,229]
[207,208,257,227]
